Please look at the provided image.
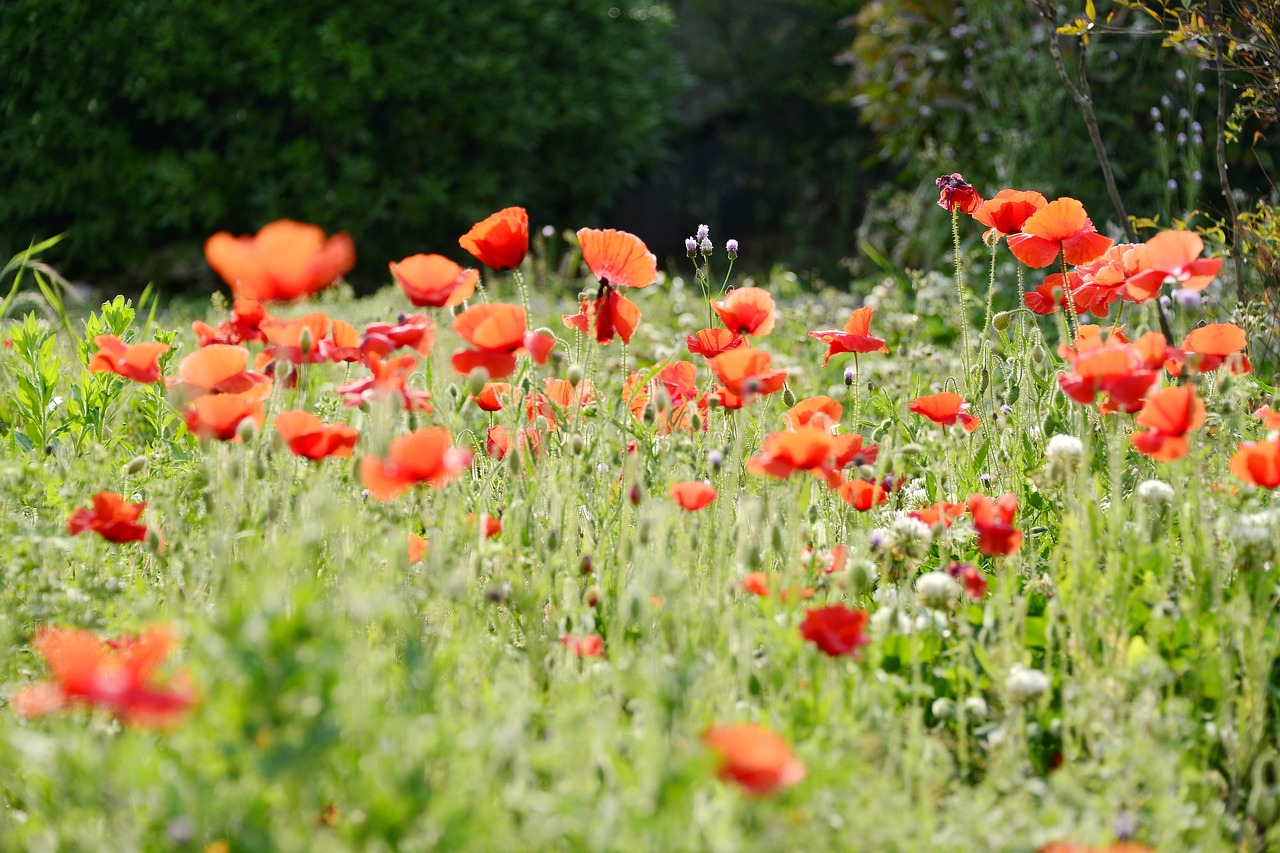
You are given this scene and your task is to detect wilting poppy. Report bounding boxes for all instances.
[712,287,776,336]
[1006,198,1113,269]
[168,344,271,399]
[205,219,355,303]
[452,303,555,379]
[910,392,981,432]
[838,478,888,511]
[935,173,983,214]
[701,724,806,797]
[192,298,269,347]
[687,328,745,359]
[459,206,529,271]
[1229,438,1280,489]
[784,396,843,430]
[559,633,604,658]
[1126,229,1223,301]
[408,534,429,562]
[390,254,479,308]
[967,493,1023,556]
[336,354,433,412]
[575,228,657,345]
[12,625,196,728]
[360,315,436,359]
[360,427,472,500]
[88,335,169,384]
[273,410,358,460]
[709,347,788,408]
[808,305,890,366]
[800,604,871,657]
[1131,385,1205,461]
[67,491,149,542]
[970,188,1047,237]
[746,426,837,481]
[183,386,269,441]
[1181,323,1250,375]
[670,481,717,510]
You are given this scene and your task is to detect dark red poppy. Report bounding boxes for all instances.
[935,173,983,214]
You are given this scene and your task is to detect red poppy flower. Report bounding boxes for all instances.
[935,173,983,214]
[319,320,362,362]
[273,410,358,460]
[746,426,837,480]
[577,228,657,290]
[168,344,272,399]
[670,481,717,510]
[193,298,270,347]
[838,478,887,511]
[808,306,889,366]
[258,312,332,364]
[970,188,1047,236]
[1024,273,1080,315]
[1006,198,1113,269]
[559,633,604,658]
[183,386,269,441]
[709,347,787,408]
[1126,230,1223,300]
[740,572,771,597]
[473,382,513,412]
[360,427,472,500]
[784,396,843,430]
[408,534,429,562]
[205,219,355,303]
[12,625,196,728]
[623,367,707,434]
[701,723,806,796]
[359,315,436,359]
[799,604,871,657]
[830,433,879,471]
[67,492,149,542]
[687,328,746,359]
[910,392,981,432]
[1056,341,1158,413]
[390,254,479,308]
[87,335,169,384]
[1181,323,1251,375]
[947,561,989,599]
[336,354,433,412]
[452,303,554,379]
[1131,385,1205,461]
[967,493,1023,556]
[459,206,529,270]
[910,502,967,528]
[1255,405,1280,430]
[485,424,542,460]
[470,513,503,539]
[1229,438,1280,489]
[712,287,776,336]
[1074,243,1145,307]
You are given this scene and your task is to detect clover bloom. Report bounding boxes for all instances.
[712,287,776,336]
[799,604,871,657]
[87,335,169,384]
[1006,198,1113,269]
[701,724,806,796]
[273,410,358,460]
[808,306,889,366]
[910,392,981,432]
[360,427,472,500]
[1229,439,1280,489]
[967,493,1023,556]
[390,254,479,308]
[68,492,149,542]
[670,481,717,510]
[12,625,196,728]
[935,173,983,214]
[459,206,529,270]
[573,228,657,345]
[205,219,355,303]
[451,303,554,379]
[1131,385,1205,461]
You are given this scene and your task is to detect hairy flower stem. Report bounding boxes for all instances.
[512,269,531,318]
[951,210,973,392]
[851,353,862,429]
[1059,255,1082,347]
[982,241,999,341]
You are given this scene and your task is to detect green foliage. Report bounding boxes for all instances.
[0,1,684,286]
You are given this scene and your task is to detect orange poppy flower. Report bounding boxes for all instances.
[1126,229,1223,300]
[12,625,196,729]
[910,501,967,528]
[1024,273,1079,315]
[473,382,513,412]
[701,724,806,796]
[390,254,479,308]
[470,513,503,539]
[320,319,362,363]
[485,424,542,460]
[183,386,269,441]
[193,298,269,347]
[687,328,745,359]
[712,287,776,336]
[452,303,554,379]
[830,433,879,470]
[1006,198,1113,269]
[740,572,771,597]
[169,344,272,399]
[1181,323,1251,375]
[1074,243,1145,307]
[259,312,332,364]
[1131,384,1205,461]
[459,206,529,271]
[408,534,429,562]
[808,306,890,366]
[799,604,871,657]
[88,335,169,384]
[838,478,887,511]
[360,427,472,500]
[935,173,983,214]
[1229,438,1280,489]
[205,219,355,303]
[784,396,843,430]
[359,315,436,359]
[670,481,717,510]
[967,493,1023,556]
[273,410,358,460]
[746,426,836,480]
[910,392,981,432]
[577,228,657,290]
[709,347,787,408]
[970,188,1047,236]
[67,491,148,542]
[1255,405,1280,431]
[336,354,433,412]
[559,633,604,658]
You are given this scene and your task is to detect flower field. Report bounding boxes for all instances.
[0,191,1277,852]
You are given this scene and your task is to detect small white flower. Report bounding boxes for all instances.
[1136,479,1175,505]
[1005,665,1052,705]
[915,571,961,610]
[1045,434,1084,471]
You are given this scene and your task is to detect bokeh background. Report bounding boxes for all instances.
[1,0,1275,292]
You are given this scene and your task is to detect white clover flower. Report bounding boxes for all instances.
[961,696,989,721]
[916,571,961,610]
[892,515,932,544]
[1136,479,1175,505]
[1005,665,1052,705]
[870,605,913,636]
[1045,434,1084,471]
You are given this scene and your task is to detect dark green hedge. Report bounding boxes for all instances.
[0,1,684,286]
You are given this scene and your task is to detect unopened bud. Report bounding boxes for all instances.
[586,586,602,608]
[782,386,797,407]
[628,484,642,506]
[566,364,585,386]
[298,325,314,356]
[124,455,148,475]
[581,554,594,575]
[466,368,488,396]
[235,417,258,444]
[992,311,1011,331]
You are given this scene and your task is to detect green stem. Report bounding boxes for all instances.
[951,210,972,392]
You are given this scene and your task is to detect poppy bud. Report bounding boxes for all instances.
[992,311,1011,331]
[900,443,924,457]
[569,434,585,455]
[507,446,523,474]
[124,455,148,475]
[1030,343,1048,365]
[298,325,314,356]
[581,554,594,575]
[748,548,764,569]
[770,525,784,552]
[566,364,585,387]
[466,368,488,396]
[628,484,642,506]
[690,412,702,432]
[236,417,258,444]
[586,586,602,608]
[146,527,164,553]
[642,405,657,426]
[976,367,989,395]
[547,529,560,551]
[638,518,651,544]
[781,385,797,407]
